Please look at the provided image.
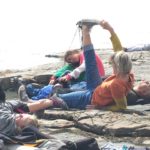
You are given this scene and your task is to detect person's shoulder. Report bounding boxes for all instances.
[105,74,116,81]
[110,77,126,88]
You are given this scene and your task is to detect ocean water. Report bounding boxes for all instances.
[0,41,149,71]
[1,29,150,71]
[1,0,150,71]
[0,49,62,71]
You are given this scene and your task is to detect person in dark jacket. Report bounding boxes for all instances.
[0,90,67,136]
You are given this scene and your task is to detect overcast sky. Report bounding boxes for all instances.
[0,0,150,55]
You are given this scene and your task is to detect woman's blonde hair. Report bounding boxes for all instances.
[111,51,132,74]
[16,114,39,134]
[24,114,39,128]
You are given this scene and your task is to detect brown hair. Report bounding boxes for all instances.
[64,49,80,62]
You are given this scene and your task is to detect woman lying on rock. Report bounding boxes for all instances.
[0,89,68,136]
[100,20,150,106]
[127,80,150,105]
[0,91,100,150]
[27,20,132,111]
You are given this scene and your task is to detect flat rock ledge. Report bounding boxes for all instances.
[38,106,150,138]
[36,106,150,147]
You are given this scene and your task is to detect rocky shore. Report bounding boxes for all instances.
[1,49,150,148]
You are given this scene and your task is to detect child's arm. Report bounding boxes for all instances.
[49,64,73,84]
[110,33,123,52]
[106,96,127,111]
[61,62,85,81]
[27,99,53,113]
[100,20,123,52]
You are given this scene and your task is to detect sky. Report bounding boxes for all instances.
[0,0,150,69]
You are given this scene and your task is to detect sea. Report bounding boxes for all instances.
[0,48,64,71]
[1,31,150,71]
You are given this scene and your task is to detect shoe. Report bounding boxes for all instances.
[50,94,69,110]
[76,19,100,29]
[52,83,63,95]
[18,85,29,102]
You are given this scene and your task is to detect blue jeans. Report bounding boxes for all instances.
[70,81,87,91]
[26,84,53,100]
[59,45,102,109]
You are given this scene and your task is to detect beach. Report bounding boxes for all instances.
[1,49,150,98]
[1,49,150,149]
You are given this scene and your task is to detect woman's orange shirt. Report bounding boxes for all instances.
[91,74,134,106]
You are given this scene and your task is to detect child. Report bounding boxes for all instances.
[58,47,105,83]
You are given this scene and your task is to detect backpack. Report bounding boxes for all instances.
[0,126,100,150]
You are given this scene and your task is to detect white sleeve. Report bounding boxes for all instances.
[69,61,85,79]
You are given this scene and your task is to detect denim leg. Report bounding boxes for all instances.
[59,90,92,109]
[32,85,53,100]
[70,81,87,91]
[26,84,40,98]
[84,45,102,90]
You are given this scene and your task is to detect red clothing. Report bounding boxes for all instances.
[80,52,105,76]
[91,74,134,106]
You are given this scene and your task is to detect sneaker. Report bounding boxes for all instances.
[52,83,63,95]
[18,85,29,102]
[50,94,69,110]
[76,19,100,29]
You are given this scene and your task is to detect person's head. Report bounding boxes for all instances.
[64,49,81,67]
[134,81,150,97]
[110,51,132,75]
[15,114,38,129]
